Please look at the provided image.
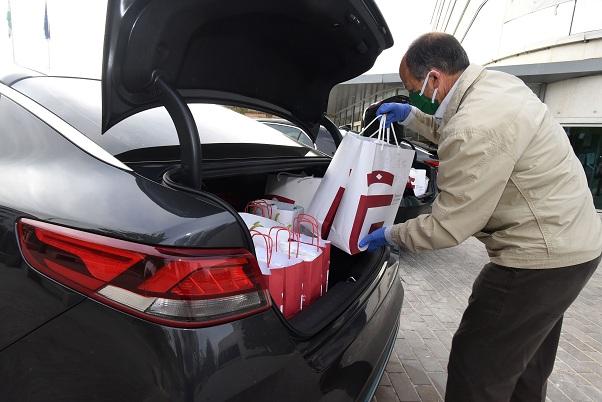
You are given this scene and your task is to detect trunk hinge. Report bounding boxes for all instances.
[153,73,202,189]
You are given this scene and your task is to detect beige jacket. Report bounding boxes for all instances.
[390,64,602,269]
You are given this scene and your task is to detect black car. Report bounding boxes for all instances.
[363,95,440,222]
[0,1,403,401]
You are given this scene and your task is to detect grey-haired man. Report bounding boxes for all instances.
[361,32,601,401]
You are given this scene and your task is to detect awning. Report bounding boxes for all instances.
[487,58,602,83]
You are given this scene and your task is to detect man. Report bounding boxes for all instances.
[360,33,602,401]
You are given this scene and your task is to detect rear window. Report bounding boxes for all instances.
[13,77,324,160]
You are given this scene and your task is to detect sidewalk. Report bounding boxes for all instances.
[374,237,602,402]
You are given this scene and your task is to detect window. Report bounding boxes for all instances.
[259,121,317,149]
[0,93,59,160]
[264,123,304,141]
[13,77,324,160]
[564,126,602,209]
[297,131,314,148]
[315,127,336,156]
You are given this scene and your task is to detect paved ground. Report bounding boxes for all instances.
[373,237,602,402]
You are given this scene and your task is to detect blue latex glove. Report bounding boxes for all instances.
[377,103,412,128]
[359,227,388,252]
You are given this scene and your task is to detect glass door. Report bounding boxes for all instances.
[564,126,602,209]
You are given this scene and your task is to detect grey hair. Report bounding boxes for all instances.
[405,32,470,80]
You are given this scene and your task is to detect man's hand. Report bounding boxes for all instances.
[377,103,412,127]
[359,227,389,252]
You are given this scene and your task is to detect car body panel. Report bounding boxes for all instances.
[101,0,393,136]
[0,94,248,249]
[0,206,85,350]
[0,256,402,402]
[0,92,253,348]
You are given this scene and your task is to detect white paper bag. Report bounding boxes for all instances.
[239,212,281,232]
[240,213,321,248]
[309,117,415,254]
[410,168,429,197]
[306,133,364,238]
[265,173,322,209]
[271,201,304,228]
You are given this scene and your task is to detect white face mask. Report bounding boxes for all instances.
[419,70,439,104]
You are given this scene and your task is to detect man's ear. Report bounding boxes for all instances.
[430,70,442,85]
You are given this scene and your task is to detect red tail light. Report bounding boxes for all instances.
[17,218,270,328]
[424,159,439,168]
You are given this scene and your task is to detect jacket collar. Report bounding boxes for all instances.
[442,64,486,125]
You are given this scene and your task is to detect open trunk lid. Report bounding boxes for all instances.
[102,0,393,138]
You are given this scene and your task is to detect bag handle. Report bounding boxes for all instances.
[275,172,315,184]
[293,214,319,239]
[359,115,382,137]
[245,201,266,217]
[368,114,384,139]
[384,119,392,150]
[293,214,321,252]
[268,226,299,259]
[368,115,388,150]
[276,172,310,181]
[245,200,273,218]
[378,116,387,150]
[260,199,276,218]
[250,230,272,267]
[367,115,402,149]
[390,123,400,147]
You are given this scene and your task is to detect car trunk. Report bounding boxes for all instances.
[101,0,394,334]
[158,161,391,335]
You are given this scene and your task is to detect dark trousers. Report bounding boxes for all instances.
[445,255,600,402]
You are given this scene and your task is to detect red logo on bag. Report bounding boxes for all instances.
[349,195,393,254]
[322,187,345,238]
[367,170,394,186]
[348,170,396,254]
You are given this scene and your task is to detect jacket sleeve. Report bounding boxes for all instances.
[389,127,516,251]
[402,106,441,144]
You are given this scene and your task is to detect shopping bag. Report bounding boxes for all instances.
[410,168,429,197]
[262,216,324,308]
[239,212,281,232]
[268,227,306,317]
[265,173,322,209]
[250,231,284,313]
[245,199,303,227]
[327,118,415,254]
[245,200,278,220]
[241,212,326,311]
[295,234,330,296]
[292,214,331,298]
[286,215,320,306]
[251,229,305,318]
[306,132,364,238]
[271,201,304,228]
